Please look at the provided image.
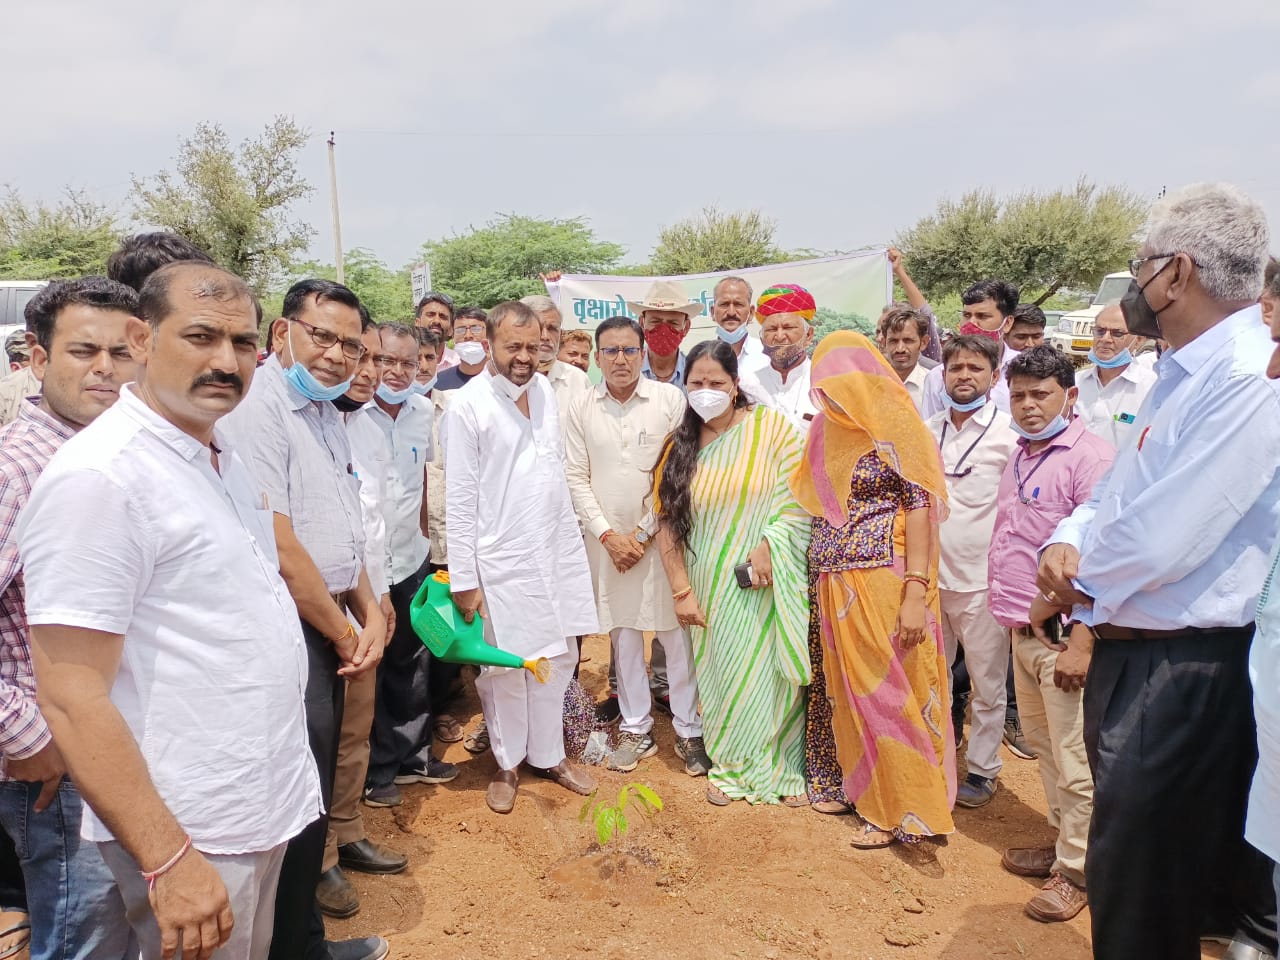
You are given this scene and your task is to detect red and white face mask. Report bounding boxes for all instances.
[644,324,687,357]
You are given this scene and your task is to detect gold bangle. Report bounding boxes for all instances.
[672,587,692,602]
[903,570,930,583]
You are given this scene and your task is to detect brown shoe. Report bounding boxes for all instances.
[1001,845,1057,878]
[486,769,518,814]
[315,866,359,919]
[532,760,595,796]
[1025,872,1087,923]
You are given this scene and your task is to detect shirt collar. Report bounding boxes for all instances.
[1171,304,1262,376]
[594,376,650,403]
[1017,414,1088,453]
[116,384,220,463]
[261,354,311,412]
[15,397,77,443]
[641,350,685,384]
[904,363,929,389]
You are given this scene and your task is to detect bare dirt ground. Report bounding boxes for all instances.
[326,634,1218,960]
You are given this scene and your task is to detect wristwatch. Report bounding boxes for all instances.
[634,528,651,545]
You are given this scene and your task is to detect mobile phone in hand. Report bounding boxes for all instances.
[733,561,753,590]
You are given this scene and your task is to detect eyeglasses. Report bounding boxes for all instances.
[1093,326,1129,340]
[599,346,643,359]
[372,354,420,373]
[291,319,367,361]
[1128,253,1201,277]
[454,324,486,338]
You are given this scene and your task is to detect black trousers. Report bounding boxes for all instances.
[427,563,461,713]
[367,562,434,788]
[269,620,345,960]
[1084,630,1277,960]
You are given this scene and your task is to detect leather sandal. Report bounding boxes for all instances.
[486,769,518,814]
[705,784,732,807]
[812,799,852,815]
[849,816,896,849]
[0,911,31,960]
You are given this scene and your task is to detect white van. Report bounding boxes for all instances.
[0,281,48,343]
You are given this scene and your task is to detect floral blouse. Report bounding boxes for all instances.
[809,452,930,572]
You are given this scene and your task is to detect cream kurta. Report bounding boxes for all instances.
[564,378,685,634]
[546,359,592,425]
[425,390,449,565]
[445,371,598,659]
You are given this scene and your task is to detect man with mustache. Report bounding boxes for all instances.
[414,292,459,371]
[921,279,1022,417]
[738,283,819,432]
[445,301,598,814]
[0,277,141,958]
[19,263,325,959]
[221,278,390,960]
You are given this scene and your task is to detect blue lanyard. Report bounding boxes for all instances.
[1013,446,1058,504]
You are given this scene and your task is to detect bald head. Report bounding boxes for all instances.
[1092,302,1136,363]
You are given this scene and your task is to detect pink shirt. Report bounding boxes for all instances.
[987,417,1114,626]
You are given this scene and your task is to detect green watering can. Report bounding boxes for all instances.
[409,570,551,683]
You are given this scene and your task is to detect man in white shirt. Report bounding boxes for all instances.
[1074,303,1157,450]
[564,317,710,777]
[926,334,1020,810]
[1038,183,1280,960]
[414,292,459,371]
[20,262,324,960]
[446,302,599,814]
[922,280,1022,417]
[349,324,460,810]
[740,283,819,431]
[521,294,591,421]
[221,279,389,960]
[877,304,932,415]
[709,276,767,375]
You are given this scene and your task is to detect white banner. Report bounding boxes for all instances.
[546,250,891,344]
[410,262,432,307]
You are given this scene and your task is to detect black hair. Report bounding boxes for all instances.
[282,279,363,323]
[1010,304,1047,328]
[454,306,487,324]
[653,340,751,553]
[962,279,1019,317]
[106,232,215,293]
[376,322,416,347]
[413,327,445,351]
[877,303,930,339]
[1006,344,1075,389]
[594,315,644,348]
[356,303,374,332]
[1265,257,1280,299]
[484,301,538,342]
[415,292,456,321]
[24,277,140,352]
[942,334,1001,372]
[138,262,256,331]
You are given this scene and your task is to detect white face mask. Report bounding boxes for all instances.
[688,388,732,422]
[456,340,487,366]
[491,370,533,402]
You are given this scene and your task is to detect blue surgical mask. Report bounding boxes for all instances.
[1011,400,1071,442]
[282,324,354,402]
[1088,347,1133,369]
[944,393,988,413]
[716,323,749,345]
[376,381,416,404]
[411,375,437,395]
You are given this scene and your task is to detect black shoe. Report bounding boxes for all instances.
[315,867,359,919]
[326,937,390,960]
[652,692,673,716]
[594,696,621,725]
[394,755,459,785]
[338,838,408,875]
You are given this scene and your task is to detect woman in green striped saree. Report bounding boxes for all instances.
[653,340,812,807]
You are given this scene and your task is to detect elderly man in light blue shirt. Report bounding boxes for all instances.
[1034,183,1279,960]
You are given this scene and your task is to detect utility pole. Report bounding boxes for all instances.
[327,131,344,283]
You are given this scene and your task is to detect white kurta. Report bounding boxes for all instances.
[739,358,817,432]
[545,359,591,426]
[564,378,685,633]
[1075,362,1157,451]
[444,371,598,660]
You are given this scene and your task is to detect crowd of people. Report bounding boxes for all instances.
[0,181,1276,960]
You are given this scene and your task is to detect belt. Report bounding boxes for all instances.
[1092,623,1254,642]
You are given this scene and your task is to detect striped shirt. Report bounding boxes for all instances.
[0,398,76,773]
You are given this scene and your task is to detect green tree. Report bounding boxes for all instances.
[650,206,786,275]
[0,188,120,279]
[811,307,874,345]
[896,179,1147,305]
[421,215,623,308]
[131,116,315,295]
[285,249,413,324]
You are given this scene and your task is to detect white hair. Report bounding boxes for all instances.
[519,294,559,317]
[1145,182,1270,302]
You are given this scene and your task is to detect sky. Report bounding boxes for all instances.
[7,0,1279,273]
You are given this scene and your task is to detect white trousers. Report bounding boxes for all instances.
[611,628,701,738]
[99,840,286,960]
[940,588,1008,780]
[476,646,577,771]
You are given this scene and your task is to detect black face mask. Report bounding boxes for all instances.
[1120,260,1175,340]
[331,393,365,413]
